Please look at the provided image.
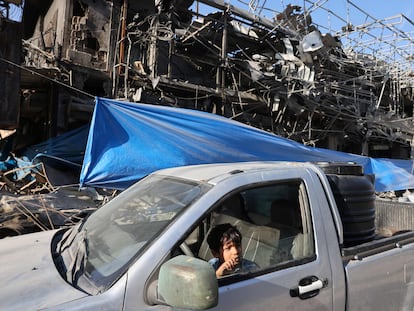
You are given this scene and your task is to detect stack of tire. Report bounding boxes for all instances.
[317,162,376,247]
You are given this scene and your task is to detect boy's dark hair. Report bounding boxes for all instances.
[207,223,242,253]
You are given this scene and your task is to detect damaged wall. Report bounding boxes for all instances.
[13,0,121,142]
[0,18,21,129]
[66,0,114,70]
[26,0,115,71]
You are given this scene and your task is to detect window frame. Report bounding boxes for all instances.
[177,178,317,286]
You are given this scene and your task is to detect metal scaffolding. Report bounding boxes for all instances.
[242,0,414,92]
[181,0,414,155]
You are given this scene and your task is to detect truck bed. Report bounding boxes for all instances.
[342,199,414,310]
[342,230,414,261]
[342,199,414,260]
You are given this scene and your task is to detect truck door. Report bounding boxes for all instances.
[194,179,334,311]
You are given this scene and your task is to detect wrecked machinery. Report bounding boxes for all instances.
[0,0,413,158]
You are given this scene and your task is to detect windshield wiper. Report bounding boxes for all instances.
[57,213,90,254]
[65,229,89,285]
[56,224,89,286]
[57,225,79,254]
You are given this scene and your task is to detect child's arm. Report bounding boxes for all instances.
[216,257,239,277]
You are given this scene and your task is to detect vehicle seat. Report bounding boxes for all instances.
[242,225,280,268]
[198,207,280,268]
[197,213,253,262]
[218,193,251,222]
[269,199,302,263]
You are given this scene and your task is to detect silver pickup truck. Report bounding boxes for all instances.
[2,161,414,310]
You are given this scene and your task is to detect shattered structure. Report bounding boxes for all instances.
[0,0,414,235]
[1,0,413,157]
[0,188,100,238]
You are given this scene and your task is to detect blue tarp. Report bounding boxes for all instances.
[0,126,89,185]
[80,97,414,192]
[23,124,89,165]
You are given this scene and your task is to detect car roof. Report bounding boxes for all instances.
[153,161,315,184]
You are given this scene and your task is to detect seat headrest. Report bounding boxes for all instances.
[219,194,250,222]
[270,199,297,227]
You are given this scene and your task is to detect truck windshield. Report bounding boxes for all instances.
[58,174,210,293]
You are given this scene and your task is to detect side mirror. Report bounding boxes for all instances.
[158,255,218,310]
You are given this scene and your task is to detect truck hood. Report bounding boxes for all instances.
[0,230,88,310]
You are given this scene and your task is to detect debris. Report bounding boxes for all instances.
[0,0,411,159]
[0,145,116,238]
[0,187,106,238]
[1,0,414,237]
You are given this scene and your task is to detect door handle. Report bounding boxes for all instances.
[290,276,327,300]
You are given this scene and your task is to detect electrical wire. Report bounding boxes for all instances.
[0,56,95,99]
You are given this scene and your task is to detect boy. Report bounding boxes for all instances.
[206,223,257,277]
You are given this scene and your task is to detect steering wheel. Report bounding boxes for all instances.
[179,242,194,257]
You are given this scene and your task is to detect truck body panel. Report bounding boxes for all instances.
[344,236,414,310]
[0,230,87,310]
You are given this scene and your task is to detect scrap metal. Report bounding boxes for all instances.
[1,0,412,157]
[1,0,414,235]
[0,187,102,238]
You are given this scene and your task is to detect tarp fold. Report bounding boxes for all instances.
[80,97,414,192]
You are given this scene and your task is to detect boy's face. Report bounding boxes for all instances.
[219,237,242,265]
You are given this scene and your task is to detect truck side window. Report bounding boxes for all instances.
[196,180,315,278]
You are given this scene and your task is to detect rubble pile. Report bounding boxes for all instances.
[0,187,100,238]
[118,1,414,156]
[0,156,54,195]
[1,0,414,237]
[0,150,117,237]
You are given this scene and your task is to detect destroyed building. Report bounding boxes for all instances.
[0,0,414,236]
[1,0,413,159]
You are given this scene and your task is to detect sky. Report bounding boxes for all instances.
[296,1,414,33]
[2,2,23,22]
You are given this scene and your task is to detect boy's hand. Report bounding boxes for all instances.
[216,256,240,277]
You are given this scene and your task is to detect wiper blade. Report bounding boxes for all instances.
[57,213,90,254]
[57,225,79,254]
[65,229,88,285]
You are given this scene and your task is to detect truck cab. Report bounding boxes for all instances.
[25,161,344,310]
[144,162,345,311]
